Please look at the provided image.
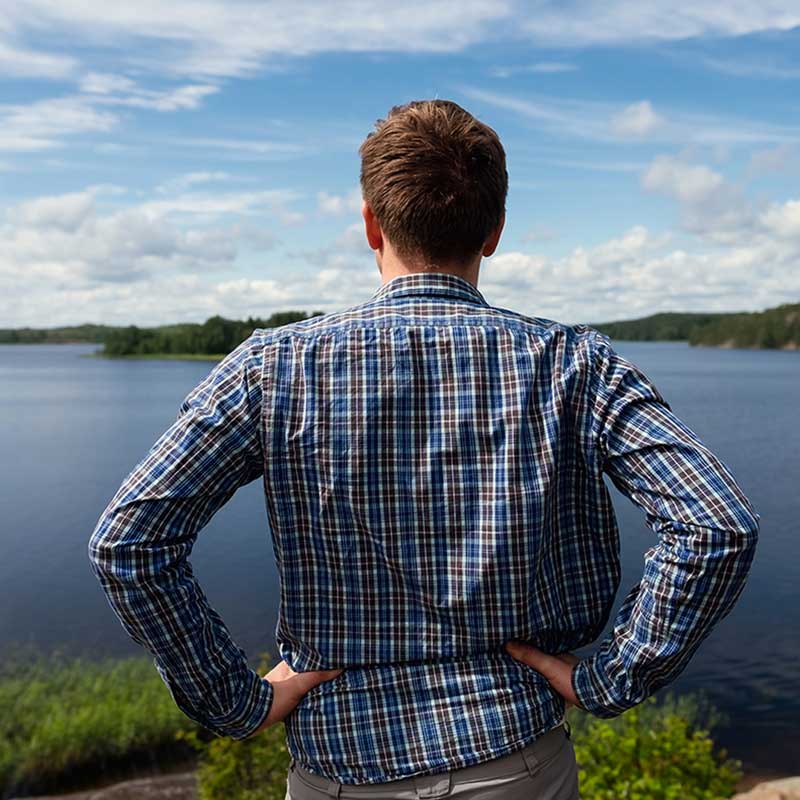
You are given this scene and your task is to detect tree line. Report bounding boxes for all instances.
[590,303,799,349]
[3,301,797,352]
[100,312,324,356]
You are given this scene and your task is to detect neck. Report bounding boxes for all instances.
[379,256,480,289]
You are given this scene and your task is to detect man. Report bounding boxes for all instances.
[88,99,760,799]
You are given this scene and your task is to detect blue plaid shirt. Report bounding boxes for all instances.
[88,271,760,784]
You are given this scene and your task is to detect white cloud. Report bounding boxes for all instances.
[0,69,220,153]
[2,1,513,80]
[9,191,96,231]
[3,2,799,89]
[0,95,117,152]
[79,72,138,95]
[519,3,800,46]
[457,86,800,147]
[80,72,221,111]
[0,40,76,78]
[165,136,311,159]
[138,189,304,226]
[642,156,726,204]
[699,55,800,80]
[490,62,578,78]
[641,154,754,243]
[0,183,304,302]
[761,200,800,239]
[747,145,797,177]
[317,187,363,216]
[611,101,665,138]
[155,172,237,194]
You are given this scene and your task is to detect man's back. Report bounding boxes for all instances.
[258,270,759,782]
[88,98,760,792]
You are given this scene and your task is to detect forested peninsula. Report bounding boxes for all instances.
[2,300,797,356]
[0,311,323,359]
[589,302,799,349]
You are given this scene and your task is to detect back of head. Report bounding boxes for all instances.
[359,99,508,269]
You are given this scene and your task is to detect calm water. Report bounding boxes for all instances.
[0,342,798,773]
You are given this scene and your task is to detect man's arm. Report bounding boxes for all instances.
[569,331,760,717]
[87,332,274,740]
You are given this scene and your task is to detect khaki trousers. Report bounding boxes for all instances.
[284,723,580,799]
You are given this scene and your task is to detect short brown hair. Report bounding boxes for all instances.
[359,99,508,267]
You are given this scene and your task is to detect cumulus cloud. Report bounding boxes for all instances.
[317,187,363,216]
[611,101,665,138]
[761,200,800,239]
[641,154,755,243]
[747,144,797,177]
[2,198,238,286]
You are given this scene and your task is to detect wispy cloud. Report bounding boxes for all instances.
[162,136,312,160]
[698,55,800,80]
[0,95,118,152]
[80,72,220,111]
[490,62,578,78]
[518,3,800,46]
[0,40,76,79]
[456,85,800,146]
[2,1,513,80]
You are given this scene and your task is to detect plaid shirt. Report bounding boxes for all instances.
[88,271,760,784]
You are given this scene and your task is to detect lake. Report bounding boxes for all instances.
[0,341,797,774]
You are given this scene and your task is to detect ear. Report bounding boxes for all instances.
[482,212,505,257]
[362,200,383,251]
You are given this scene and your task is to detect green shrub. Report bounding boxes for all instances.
[0,646,200,796]
[177,652,291,800]
[568,692,742,799]
[1,645,742,800]
[191,678,742,800]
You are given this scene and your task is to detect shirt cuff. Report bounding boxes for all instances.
[571,654,628,719]
[154,659,274,740]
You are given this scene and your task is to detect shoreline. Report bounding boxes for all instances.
[85,351,226,361]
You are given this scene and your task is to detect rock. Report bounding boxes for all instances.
[12,771,197,800]
[733,777,800,800]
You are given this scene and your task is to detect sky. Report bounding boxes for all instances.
[2,1,800,328]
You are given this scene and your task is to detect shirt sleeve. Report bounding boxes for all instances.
[87,330,274,739]
[571,331,760,718]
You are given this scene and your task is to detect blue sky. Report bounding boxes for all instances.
[2,2,800,327]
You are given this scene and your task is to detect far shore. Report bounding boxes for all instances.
[85,351,226,362]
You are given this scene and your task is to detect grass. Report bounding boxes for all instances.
[0,646,206,797]
[1,646,747,800]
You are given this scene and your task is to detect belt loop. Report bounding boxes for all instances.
[522,748,541,779]
[564,720,572,740]
[324,778,342,798]
[413,772,452,798]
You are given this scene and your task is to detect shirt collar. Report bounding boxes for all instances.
[367,271,490,307]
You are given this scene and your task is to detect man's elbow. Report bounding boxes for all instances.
[737,504,760,543]
[725,504,760,566]
[87,522,113,577]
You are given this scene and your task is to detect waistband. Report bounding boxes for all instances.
[289,720,570,798]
